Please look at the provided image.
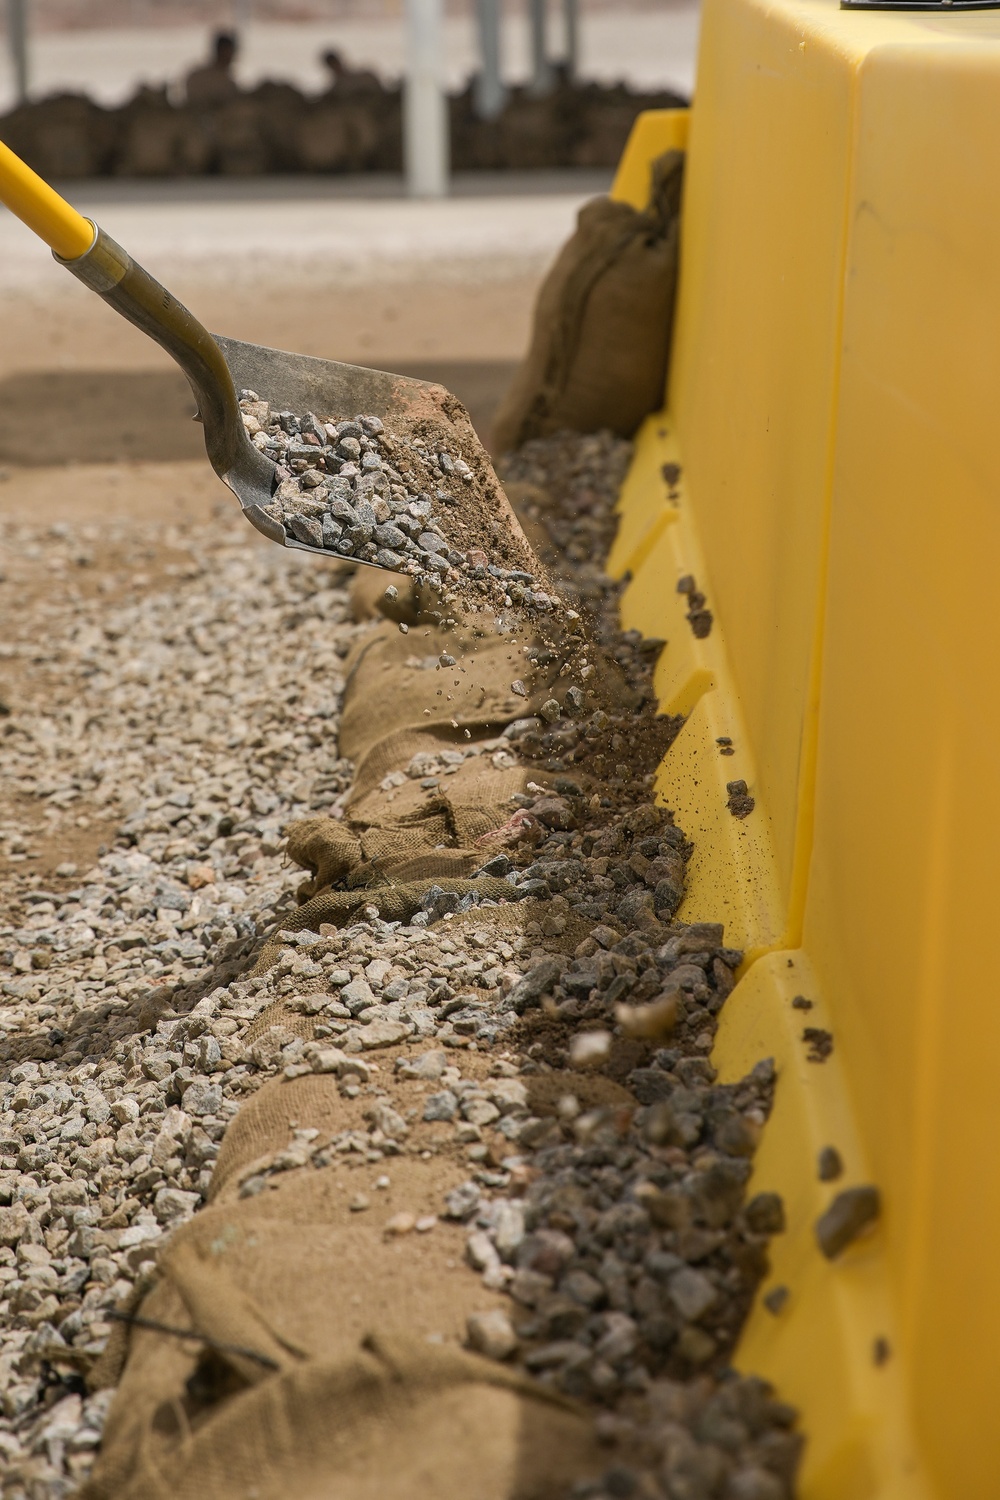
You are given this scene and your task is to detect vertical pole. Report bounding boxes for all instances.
[404,0,449,199]
[8,0,28,106]
[528,0,553,97]
[474,0,505,121]
[563,0,578,81]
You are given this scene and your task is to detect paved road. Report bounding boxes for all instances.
[0,184,596,293]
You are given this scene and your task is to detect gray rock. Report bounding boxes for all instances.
[509,1268,554,1307]
[560,1269,605,1309]
[466,1308,518,1361]
[506,958,563,1013]
[0,1201,32,1248]
[396,1050,448,1081]
[594,1312,638,1365]
[492,1200,526,1261]
[727,1468,786,1500]
[668,1267,718,1322]
[153,1187,200,1224]
[357,1018,412,1049]
[465,1230,501,1273]
[423,1091,458,1122]
[341,977,375,1012]
[461,1096,500,1127]
[182,1082,223,1118]
[523,1339,590,1371]
[815,1186,880,1259]
[745,1192,785,1235]
[443,1181,480,1221]
[817,1145,844,1181]
[288,514,323,548]
[368,1101,408,1140]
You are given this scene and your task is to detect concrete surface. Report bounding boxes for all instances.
[0,185,594,292]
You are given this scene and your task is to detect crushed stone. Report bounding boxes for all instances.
[242,391,560,625]
[0,429,803,1499]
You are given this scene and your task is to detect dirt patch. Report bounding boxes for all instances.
[0,363,518,471]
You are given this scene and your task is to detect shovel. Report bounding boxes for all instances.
[0,139,515,572]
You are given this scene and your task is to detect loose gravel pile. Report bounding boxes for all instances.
[0,431,800,1500]
[247,393,561,625]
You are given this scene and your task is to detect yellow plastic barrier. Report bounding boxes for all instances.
[609,4,1000,1496]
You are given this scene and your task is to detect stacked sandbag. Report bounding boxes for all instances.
[492,151,685,452]
[112,88,212,177]
[252,537,656,973]
[297,92,396,173]
[0,92,116,177]
[0,81,685,181]
[247,576,582,971]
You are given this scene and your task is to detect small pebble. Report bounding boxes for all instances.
[466,1309,519,1361]
[569,1030,612,1069]
[763,1285,790,1315]
[815,1186,880,1258]
[818,1145,844,1181]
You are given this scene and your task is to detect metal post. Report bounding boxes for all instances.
[473,0,505,121]
[404,0,449,199]
[8,0,28,106]
[529,0,545,80]
[563,0,579,81]
[528,0,554,97]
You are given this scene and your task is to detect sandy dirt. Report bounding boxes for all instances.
[0,273,537,374]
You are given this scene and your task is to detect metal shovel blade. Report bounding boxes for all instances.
[212,333,473,562]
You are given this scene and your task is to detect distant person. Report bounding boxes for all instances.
[321,48,382,97]
[185,31,241,108]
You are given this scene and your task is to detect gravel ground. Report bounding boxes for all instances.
[0,513,359,1493]
[0,434,800,1499]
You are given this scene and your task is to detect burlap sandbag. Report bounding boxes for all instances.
[287,771,526,894]
[492,150,684,451]
[338,617,531,798]
[247,617,541,970]
[250,873,515,975]
[81,1075,601,1500]
[253,573,609,973]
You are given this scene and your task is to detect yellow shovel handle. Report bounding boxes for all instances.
[0,138,95,260]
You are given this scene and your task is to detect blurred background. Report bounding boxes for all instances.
[0,1,697,110]
[0,0,696,481]
[0,0,695,178]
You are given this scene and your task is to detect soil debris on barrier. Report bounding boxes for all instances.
[0,430,802,1498]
